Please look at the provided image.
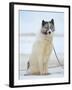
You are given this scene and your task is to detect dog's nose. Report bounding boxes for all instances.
[49,31,51,34]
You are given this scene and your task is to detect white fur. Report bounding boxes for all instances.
[28,31,54,75]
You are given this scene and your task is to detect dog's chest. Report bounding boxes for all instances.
[35,39,52,56]
[42,40,52,53]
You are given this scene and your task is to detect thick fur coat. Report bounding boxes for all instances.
[27,19,55,75]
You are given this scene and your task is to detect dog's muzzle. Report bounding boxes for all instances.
[42,31,51,35]
[48,31,51,34]
[43,32,47,35]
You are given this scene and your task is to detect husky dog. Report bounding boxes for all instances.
[27,19,55,75]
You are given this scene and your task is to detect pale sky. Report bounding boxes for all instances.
[20,10,64,34]
[19,10,64,54]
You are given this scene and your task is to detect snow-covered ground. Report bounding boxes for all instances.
[19,52,64,80]
[19,66,64,80]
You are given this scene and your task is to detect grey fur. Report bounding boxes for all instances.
[27,61,30,70]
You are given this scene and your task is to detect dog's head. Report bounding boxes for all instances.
[41,19,55,36]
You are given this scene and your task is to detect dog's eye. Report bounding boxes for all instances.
[50,25,53,29]
[52,29,55,32]
[50,25,55,32]
[50,25,54,29]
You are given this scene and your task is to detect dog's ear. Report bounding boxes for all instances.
[51,19,54,25]
[42,20,45,27]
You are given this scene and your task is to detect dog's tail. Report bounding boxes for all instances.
[27,61,30,70]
